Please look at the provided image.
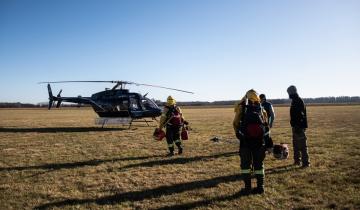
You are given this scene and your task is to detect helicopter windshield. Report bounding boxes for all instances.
[141,97,158,110]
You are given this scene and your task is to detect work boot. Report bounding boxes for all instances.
[166,147,174,157]
[175,141,182,154]
[302,163,310,168]
[166,152,174,157]
[241,174,252,195]
[253,174,265,194]
[294,161,301,166]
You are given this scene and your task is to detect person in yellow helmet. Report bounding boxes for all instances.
[233,89,270,194]
[159,96,188,156]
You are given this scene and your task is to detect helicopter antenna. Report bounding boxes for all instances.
[38,80,194,94]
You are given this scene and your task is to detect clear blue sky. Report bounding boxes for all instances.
[0,0,359,103]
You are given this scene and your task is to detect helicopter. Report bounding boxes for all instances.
[39,81,194,127]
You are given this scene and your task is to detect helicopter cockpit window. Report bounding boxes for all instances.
[142,98,157,110]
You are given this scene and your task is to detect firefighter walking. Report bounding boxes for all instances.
[159,96,187,156]
[233,89,270,194]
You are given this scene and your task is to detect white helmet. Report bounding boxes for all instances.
[273,143,289,160]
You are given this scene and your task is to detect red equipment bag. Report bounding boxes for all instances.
[153,128,166,141]
[181,126,189,140]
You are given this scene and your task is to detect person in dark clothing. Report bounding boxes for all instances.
[287,85,310,167]
[259,94,275,128]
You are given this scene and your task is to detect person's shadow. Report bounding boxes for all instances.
[34,164,298,210]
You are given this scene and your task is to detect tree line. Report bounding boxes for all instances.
[173,96,360,106]
[1,96,359,108]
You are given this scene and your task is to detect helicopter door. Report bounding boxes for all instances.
[129,95,143,118]
[116,99,129,111]
[130,97,141,111]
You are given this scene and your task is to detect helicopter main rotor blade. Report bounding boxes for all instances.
[38,81,123,84]
[132,83,194,94]
[38,81,194,94]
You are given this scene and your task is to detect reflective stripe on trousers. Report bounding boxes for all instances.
[241,169,251,174]
[254,168,264,175]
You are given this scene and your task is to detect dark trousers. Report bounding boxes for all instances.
[239,144,265,190]
[166,125,182,152]
[292,127,309,165]
[240,146,265,174]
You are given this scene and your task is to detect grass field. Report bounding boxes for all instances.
[0,106,359,209]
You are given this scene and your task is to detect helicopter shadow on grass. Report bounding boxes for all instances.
[34,164,300,210]
[0,154,164,173]
[0,127,127,133]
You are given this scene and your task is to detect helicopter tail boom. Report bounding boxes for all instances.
[45,83,105,111]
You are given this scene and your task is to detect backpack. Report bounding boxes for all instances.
[240,103,265,139]
[166,105,182,126]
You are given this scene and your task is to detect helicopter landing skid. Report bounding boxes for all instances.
[128,119,155,129]
[95,117,155,129]
[95,117,132,128]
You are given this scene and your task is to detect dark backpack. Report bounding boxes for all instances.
[240,104,265,139]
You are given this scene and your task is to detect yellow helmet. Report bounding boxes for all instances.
[246,89,260,103]
[166,95,176,106]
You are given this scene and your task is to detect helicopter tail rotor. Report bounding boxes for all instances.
[47,84,63,109]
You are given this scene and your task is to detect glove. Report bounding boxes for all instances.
[235,130,243,140]
[264,136,273,149]
[183,120,189,125]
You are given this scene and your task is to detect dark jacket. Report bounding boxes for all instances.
[290,94,308,128]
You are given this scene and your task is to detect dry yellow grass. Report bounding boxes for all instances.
[0,106,359,209]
